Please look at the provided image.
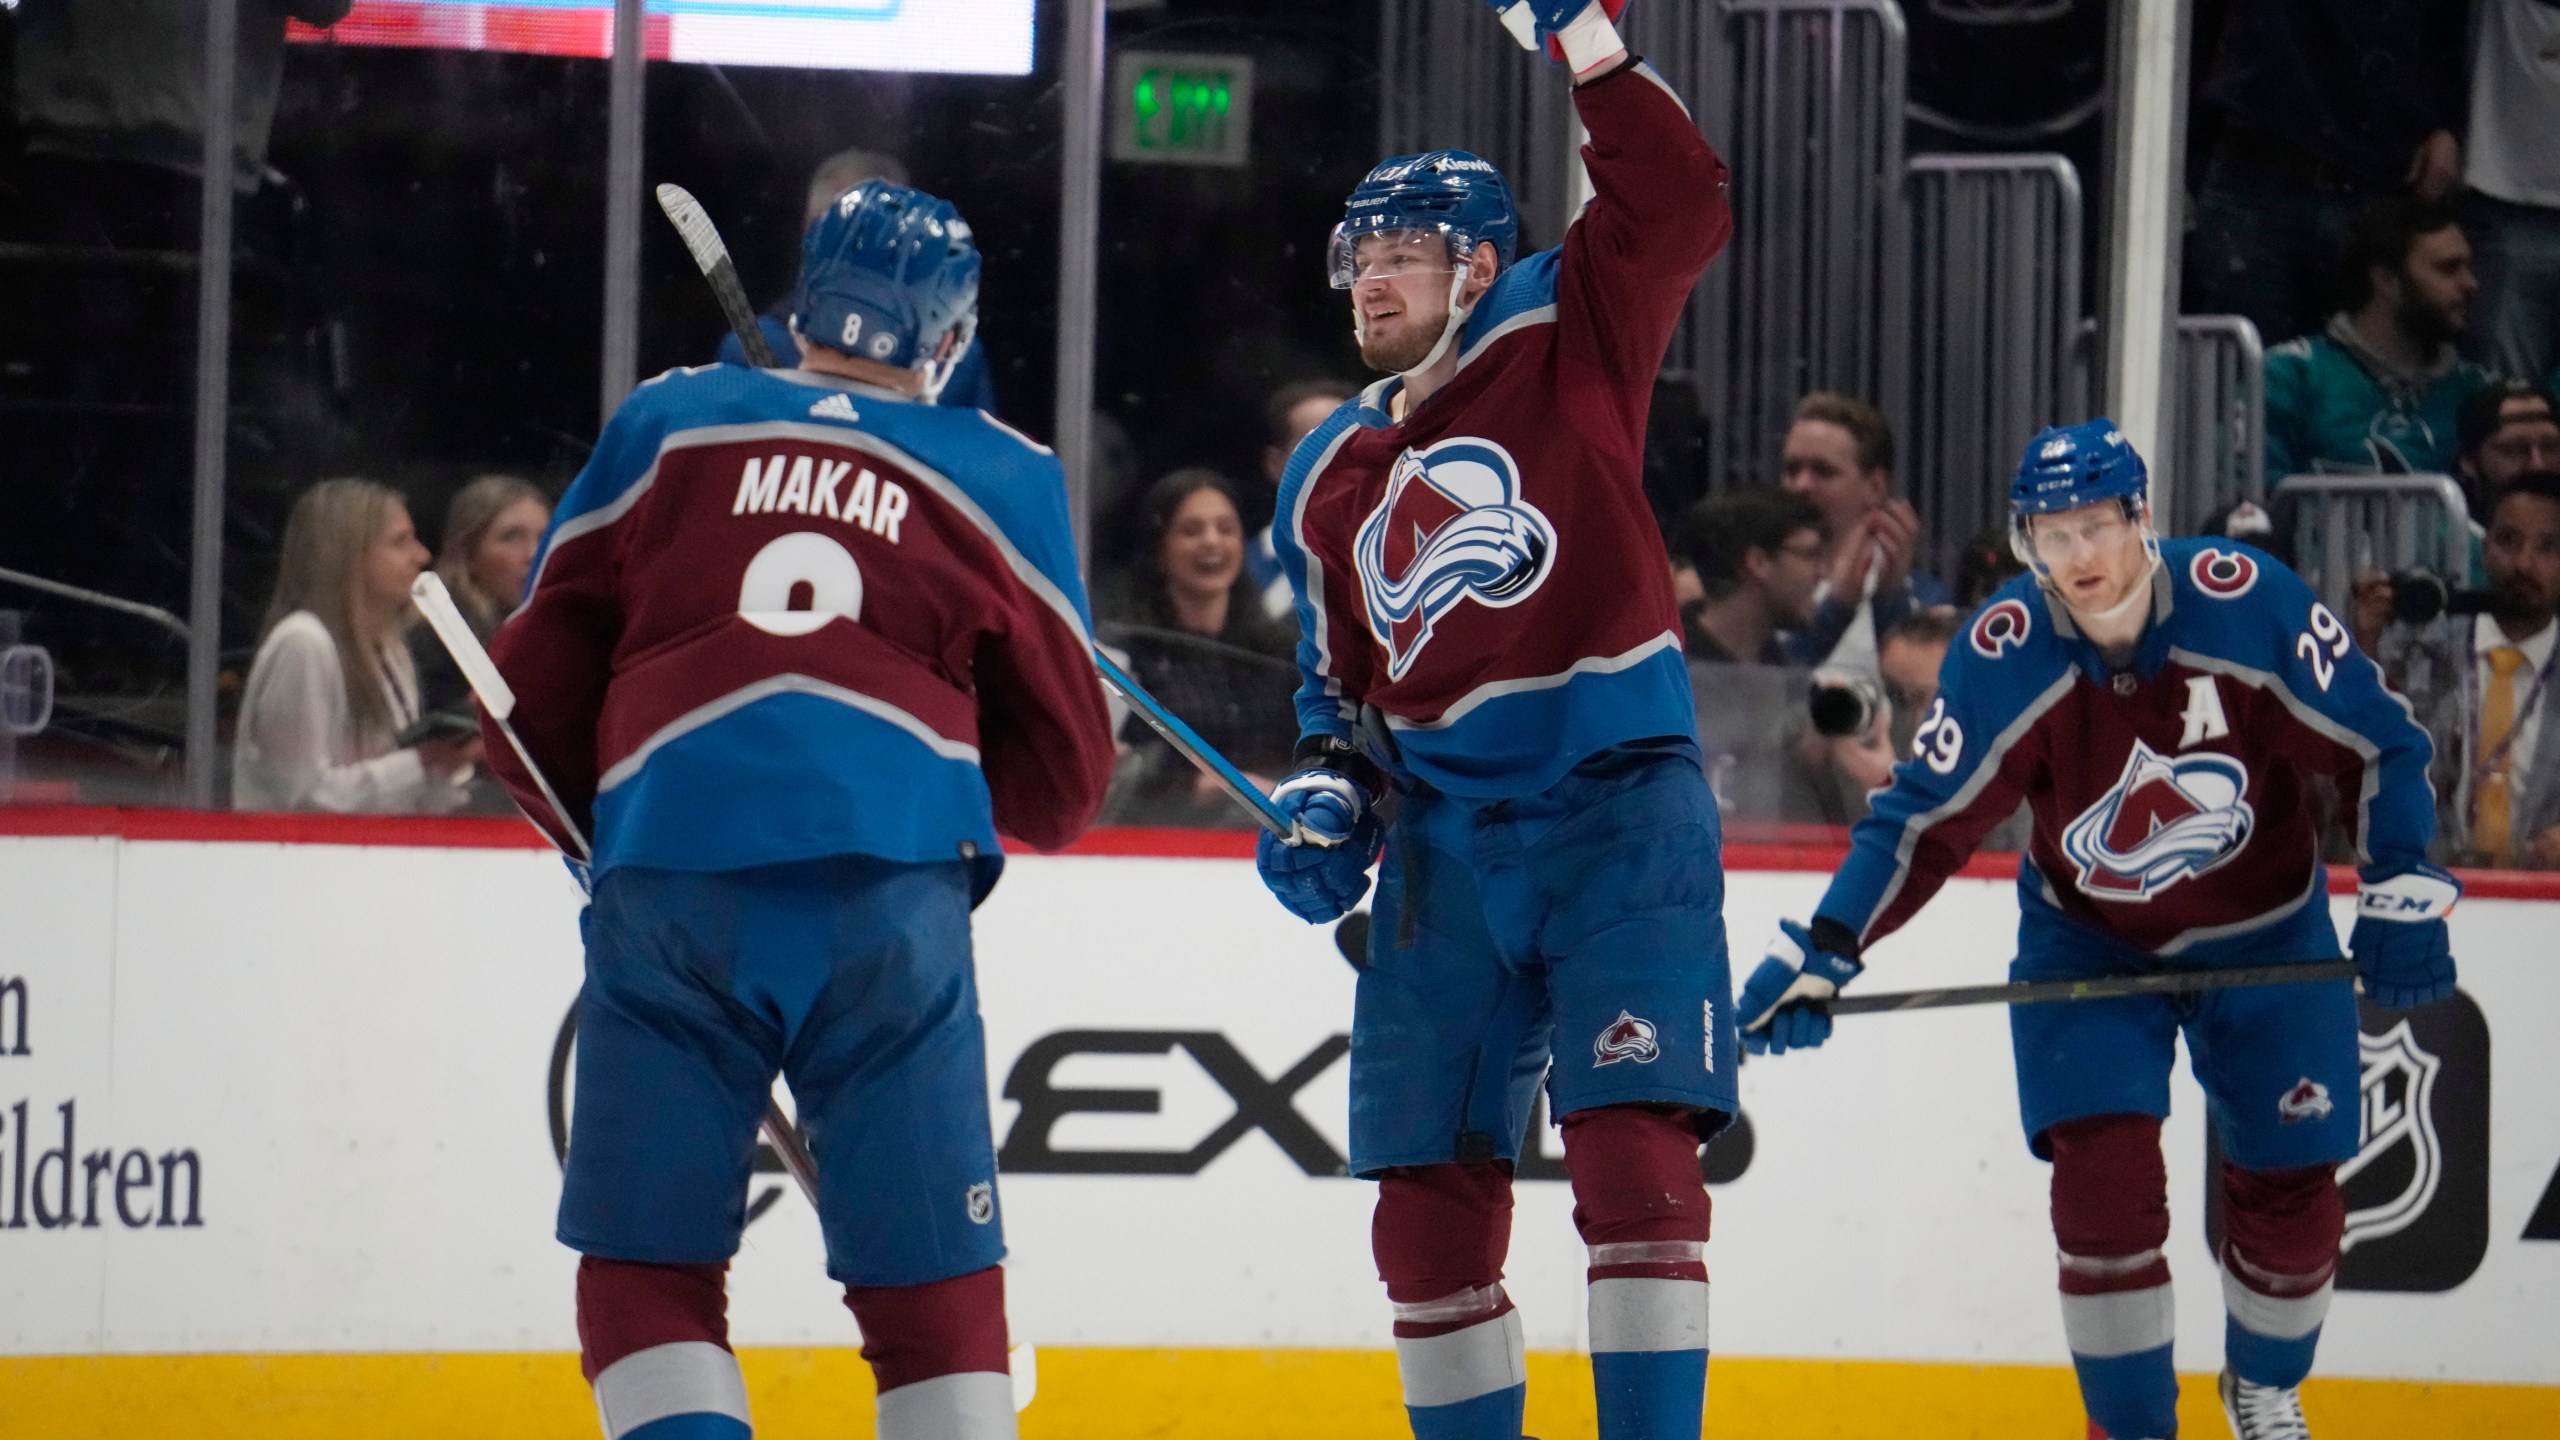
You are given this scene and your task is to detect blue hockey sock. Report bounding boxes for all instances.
[2061,1283,2178,1440]
[2221,1256,2332,1389]
[1587,1264,1709,1440]
[593,1342,753,1440]
[1395,1306,1527,1440]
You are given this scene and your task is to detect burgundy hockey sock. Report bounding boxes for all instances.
[2047,1115,2176,1440]
[1373,1163,1525,1440]
[2219,1162,2342,1389]
[575,1256,749,1439]
[842,1265,1014,1440]
[1562,1105,1710,1440]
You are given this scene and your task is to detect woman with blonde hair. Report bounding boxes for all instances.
[435,473,551,636]
[233,478,481,812]
[415,474,551,712]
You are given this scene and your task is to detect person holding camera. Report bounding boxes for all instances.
[2374,471,2560,868]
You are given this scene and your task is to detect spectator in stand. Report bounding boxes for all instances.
[1108,467,1295,659]
[2454,378,2560,524]
[2375,473,2560,869]
[413,473,551,713]
[1245,378,1359,619]
[1878,607,1959,754]
[1951,523,2029,610]
[715,146,998,413]
[1776,392,1950,668]
[1810,606,1964,817]
[234,479,480,814]
[2463,0,2560,389]
[1673,489,1834,823]
[1097,468,1298,827]
[1675,488,1824,665]
[2186,0,2470,347]
[2264,197,2495,479]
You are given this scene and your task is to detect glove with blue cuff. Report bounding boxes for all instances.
[2350,865,2460,1009]
[1255,737,1386,925]
[1485,0,1629,75]
[1737,918,1864,1055]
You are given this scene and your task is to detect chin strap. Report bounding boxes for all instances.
[1370,269,1475,386]
[914,313,980,405]
[1407,271,1474,380]
[2044,532,2165,631]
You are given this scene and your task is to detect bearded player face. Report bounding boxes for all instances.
[1349,232,1498,374]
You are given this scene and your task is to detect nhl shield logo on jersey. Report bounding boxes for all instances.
[1354,436,1556,680]
[2060,740,2257,901]
[1593,1009,1660,1067]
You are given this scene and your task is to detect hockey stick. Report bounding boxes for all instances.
[410,573,822,1204]
[1091,649,1294,837]
[1818,958,2359,1017]
[655,183,781,368]
[653,186,1293,841]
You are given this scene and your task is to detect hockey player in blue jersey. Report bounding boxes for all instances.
[1735,420,2460,1440]
[1255,3,1738,1438]
[485,182,1115,1440]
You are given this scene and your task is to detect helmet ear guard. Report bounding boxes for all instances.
[795,180,981,385]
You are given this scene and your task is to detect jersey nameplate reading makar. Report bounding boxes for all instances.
[1354,436,1556,680]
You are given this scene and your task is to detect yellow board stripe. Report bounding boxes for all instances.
[3,1348,2551,1438]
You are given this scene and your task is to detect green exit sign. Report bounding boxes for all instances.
[1110,50,1254,167]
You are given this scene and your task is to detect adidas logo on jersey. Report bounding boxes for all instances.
[808,393,860,423]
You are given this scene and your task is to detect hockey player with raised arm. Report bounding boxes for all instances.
[1736,421,2460,1440]
[1257,4,1735,1437]
[483,182,1114,1440]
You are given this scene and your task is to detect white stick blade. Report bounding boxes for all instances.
[654,182,733,276]
[411,572,517,719]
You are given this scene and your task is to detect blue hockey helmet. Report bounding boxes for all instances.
[2009,418,2158,576]
[1328,150,1519,289]
[2010,419,2149,517]
[794,180,981,392]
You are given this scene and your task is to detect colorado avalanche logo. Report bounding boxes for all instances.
[2191,547,2260,599]
[1354,437,1556,680]
[2060,740,2257,901]
[1593,1010,1660,1068]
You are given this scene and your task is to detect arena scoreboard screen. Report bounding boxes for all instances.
[286,0,1036,75]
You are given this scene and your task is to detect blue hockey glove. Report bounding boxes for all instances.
[1737,919,1863,1055]
[1255,766,1384,924]
[2350,865,2460,1009]
[1485,0,1627,73]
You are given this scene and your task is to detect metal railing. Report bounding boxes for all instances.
[1691,0,1910,490]
[2273,474,2483,614]
[1903,153,2082,568]
[1381,0,1912,495]
[1379,0,1581,249]
[2164,315,2267,536]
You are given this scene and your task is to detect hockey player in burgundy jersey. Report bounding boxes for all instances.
[1737,420,2461,1440]
[484,181,1113,1440]
[1255,4,1735,1437]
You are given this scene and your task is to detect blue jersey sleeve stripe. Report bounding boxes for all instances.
[1276,406,1371,739]
[1856,668,2074,944]
[598,671,981,795]
[2163,645,2397,862]
[1383,630,1683,731]
[1454,250,1562,371]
